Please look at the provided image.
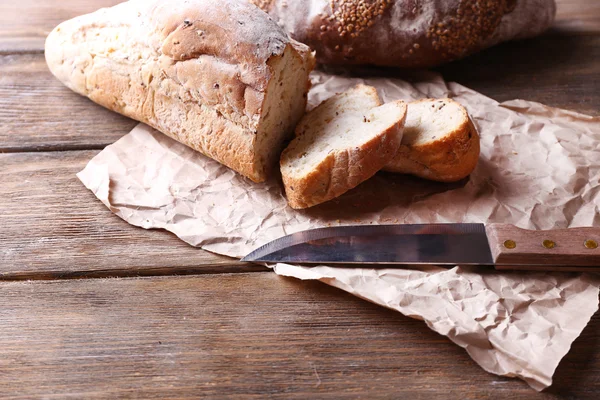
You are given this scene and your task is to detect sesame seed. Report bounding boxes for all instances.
[426,1,507,61]
[323,0,391,39]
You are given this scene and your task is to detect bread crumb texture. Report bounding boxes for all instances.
[384,98,480,182]
[281,85,407,209]
[45,0,314,183]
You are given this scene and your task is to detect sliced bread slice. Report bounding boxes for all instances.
[384,98,480,182]
[281,84,407,209]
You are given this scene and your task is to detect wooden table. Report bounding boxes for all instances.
[1,1,598,398]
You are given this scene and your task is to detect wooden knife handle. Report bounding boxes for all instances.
[485,224,600,272]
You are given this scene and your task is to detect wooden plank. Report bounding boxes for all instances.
[0,151,260,279]
[3,31,600,153]
[553,0,600,34]
[1,0,599,53]
[0,0,125,53]
[437,35,600,116]
[0,273,597,398]
[0,54,136,152]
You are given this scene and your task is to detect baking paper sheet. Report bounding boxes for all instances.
[78,71,600,390]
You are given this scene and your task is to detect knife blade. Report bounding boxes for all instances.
[241,223,600,272]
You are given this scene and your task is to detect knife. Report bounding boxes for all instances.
[241,224,600,272]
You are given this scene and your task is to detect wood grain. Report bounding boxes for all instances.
[0,0,125,53]
[3,33,600,153]
[0,273,597,399]
[553,0,600,34]
[486,225,600,271]
[437,34,600,116]
[1,0,598,152]
[0,54,137,152]
[0,2,598,397]
[0,151,261,279]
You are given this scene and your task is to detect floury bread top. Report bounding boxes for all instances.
[248,0,556,67]
[45,0,315,182]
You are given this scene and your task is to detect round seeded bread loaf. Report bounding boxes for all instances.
[248,0,556,68]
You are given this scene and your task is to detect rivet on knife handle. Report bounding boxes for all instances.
[585,240,598,249]
[486,224,600,271]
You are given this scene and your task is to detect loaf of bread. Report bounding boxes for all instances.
[281,85,407,209]
[248,0,556,68]
[385,99,480,182]
[45,0,315,183]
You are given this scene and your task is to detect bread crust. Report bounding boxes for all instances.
[281,89,407,209]
[45,0,314,182]
[384,98,480,182]
[248,0,556,68]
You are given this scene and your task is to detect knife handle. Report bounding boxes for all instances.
[485,224,600,272]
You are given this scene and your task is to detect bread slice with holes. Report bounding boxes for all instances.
[384,99,480,182]
[280,85,407,209]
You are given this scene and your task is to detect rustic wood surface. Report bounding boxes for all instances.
[437,35,600,116]
[0,0,124,53]
[1,4,599,153]
[0,0,598,398]
[0,273,597,399]
[552,0,600,33]
[0,54,137,152]
[0,150,260,279]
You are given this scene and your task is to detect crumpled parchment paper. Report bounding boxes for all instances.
[78,71,600,391]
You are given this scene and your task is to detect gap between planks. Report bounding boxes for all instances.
[0,263,269,282]
[0,150,261,280]
[0,49,44,56]
[0,272,597,399]
[0,144,109,154]
[2,34,600,155]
